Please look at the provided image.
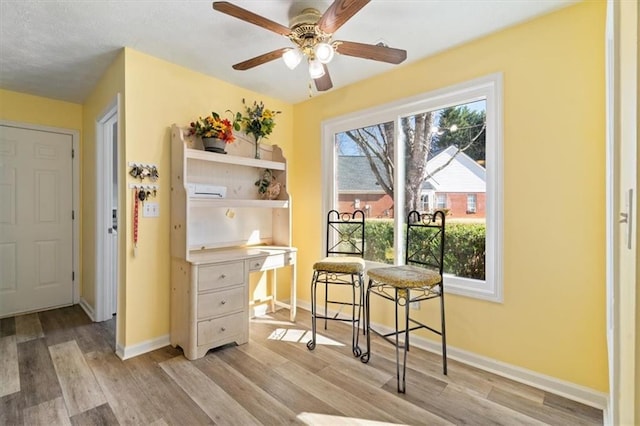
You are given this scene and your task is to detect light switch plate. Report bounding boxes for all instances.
[143,202,159,217]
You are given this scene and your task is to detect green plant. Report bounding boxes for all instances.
[363,220,395,264]
[254,169,273,195]
[443,223,486,280]
[189,111,240,143]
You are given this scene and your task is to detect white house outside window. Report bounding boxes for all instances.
[322,74,503,302]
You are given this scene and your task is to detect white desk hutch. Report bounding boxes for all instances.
[170,125,296,360]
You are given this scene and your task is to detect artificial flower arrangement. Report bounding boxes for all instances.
[238,99,281,142]
[189,111,239,144]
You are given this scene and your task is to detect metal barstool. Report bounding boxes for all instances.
[361,210,446,392]
[307,210,365,356]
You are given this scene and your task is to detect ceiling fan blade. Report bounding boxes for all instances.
[335,40,407,64]
[317,0,370,34]
[314,65,333,92]
[232,48,290,70]
[212,2,291,36]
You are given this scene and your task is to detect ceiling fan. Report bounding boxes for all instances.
[212,0,407,92]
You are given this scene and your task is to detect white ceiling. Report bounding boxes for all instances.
[0,0,576,105]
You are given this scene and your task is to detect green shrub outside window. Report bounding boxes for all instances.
[363,220,486,280]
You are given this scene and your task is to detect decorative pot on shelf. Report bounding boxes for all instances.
[202,137,227,154]
[263,180,281,200]
[255,168,281,200]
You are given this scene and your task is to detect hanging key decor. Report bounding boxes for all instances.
[133,188,139,257]
[128,184,159,194]
[128,162,159,182]
[130,184,158,257]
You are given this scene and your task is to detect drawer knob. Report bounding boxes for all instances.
[220,274,226,279]
[254,262,260,267]
[221,300,226,305]
[220,327,226,332]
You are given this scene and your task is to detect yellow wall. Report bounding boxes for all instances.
[292,0,607,391]
[121,48,293,346]
[0,89,82,130]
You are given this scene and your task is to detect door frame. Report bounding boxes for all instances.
[605,0,638,423]
[95,95,121,324]
[0,119,80,306]
[604,2,619,420]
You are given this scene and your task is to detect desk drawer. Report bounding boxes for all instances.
[197,287,244,319]
[198,262,244,291]
[249,252,296,272]
[197,312,244,346]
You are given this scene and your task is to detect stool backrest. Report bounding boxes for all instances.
[326,210,366,258]
[405,210,446,275]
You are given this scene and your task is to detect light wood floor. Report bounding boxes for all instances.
[1,305,603,425]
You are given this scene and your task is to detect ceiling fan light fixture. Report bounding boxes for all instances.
[283,48,303,70]
[308,58,325,79]
[314,42,334,64]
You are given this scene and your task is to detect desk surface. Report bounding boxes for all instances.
[187,245,297,265]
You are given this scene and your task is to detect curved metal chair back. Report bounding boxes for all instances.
[406,209,445,274]
[326,209,365,258]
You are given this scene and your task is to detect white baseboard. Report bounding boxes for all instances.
[295,301,607,410]
[115,334,170,360]
[78,298,95,322]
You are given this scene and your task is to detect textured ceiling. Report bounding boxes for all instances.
[0,0,576,105]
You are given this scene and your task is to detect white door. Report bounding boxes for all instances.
[0,125,73,317]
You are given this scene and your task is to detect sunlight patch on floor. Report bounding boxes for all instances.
[298,412,406,425]
[267,328,344,346]
[250,316,296,326]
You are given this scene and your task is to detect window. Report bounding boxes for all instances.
[322,73,503,302]
[467,194,477,213]
[420,194,430,212]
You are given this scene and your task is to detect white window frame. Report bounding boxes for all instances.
[321,73,503,302]
[436,194,447,209]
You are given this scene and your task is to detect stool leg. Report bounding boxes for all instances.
[351,274,361,357]
[307,271,319,350]
[360,279,373,363]
[396,288,410,393]
[440,288,448,375]
[393,289,400,392]
[323,275,329,330]
[359,274,366,336]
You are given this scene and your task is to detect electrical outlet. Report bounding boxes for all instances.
[143,202,159,217]
[410,301,420,310]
